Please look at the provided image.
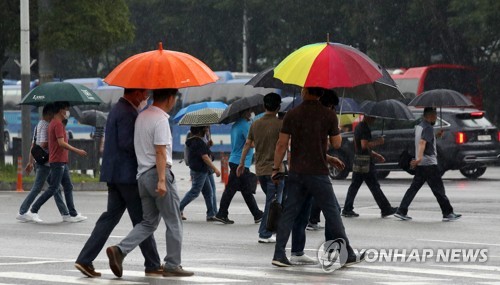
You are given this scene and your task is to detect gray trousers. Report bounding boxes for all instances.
[117,168,183,269]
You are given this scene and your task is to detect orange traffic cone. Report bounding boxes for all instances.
[220,153,229,185]
[16,156,24,192]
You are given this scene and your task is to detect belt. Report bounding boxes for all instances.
[148,164,172,171]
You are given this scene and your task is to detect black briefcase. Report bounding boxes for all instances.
[266,195,282,232]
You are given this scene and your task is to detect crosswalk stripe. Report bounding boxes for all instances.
[91,269,248,283]
[0,272,147,284]
[354,265,500,280]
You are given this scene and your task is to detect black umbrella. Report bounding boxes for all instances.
[219,94,265,124]
[360,99,415,135]
[245,67,301,93]
[408,89,474,127]
[334,67,407,102]
[407,89,474,108]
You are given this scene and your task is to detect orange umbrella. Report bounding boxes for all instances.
[104,42,218,89]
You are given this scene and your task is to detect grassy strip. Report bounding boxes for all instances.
[0,164,100,183]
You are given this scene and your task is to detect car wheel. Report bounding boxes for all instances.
[329,151,350,180]
[376,171,390,180]
[460,165,487,179]
[3,132,10,153]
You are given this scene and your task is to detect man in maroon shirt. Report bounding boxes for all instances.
[271,87,365,268]
[30,101,88,222]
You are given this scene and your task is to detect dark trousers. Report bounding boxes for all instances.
[76,183,161,270]
[217,163,262,219]
[398,165,453,216]
[344,164,393,214]
[274,173,355,260]
[309,199,321,224]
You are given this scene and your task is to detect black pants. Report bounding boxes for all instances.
[398,165,453,216]
[344,164,393,214]
[309,199,322,224]
[217,163,262,219]
[76,183,160,270]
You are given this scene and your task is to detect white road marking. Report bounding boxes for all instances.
[39,232,125,239]
[433,264,500,271]
[0,272,146,284]
[417,239,500,247]
[94,269,248,283]
[355,265,500,280]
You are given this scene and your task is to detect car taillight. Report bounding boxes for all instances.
[455,132,467,144]
[470,112,484,118]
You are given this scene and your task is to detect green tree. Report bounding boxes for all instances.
[39,0,134,76]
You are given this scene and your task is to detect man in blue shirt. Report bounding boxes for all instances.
[215,110,263,224]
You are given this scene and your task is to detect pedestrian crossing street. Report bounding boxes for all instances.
[0,261,499,284]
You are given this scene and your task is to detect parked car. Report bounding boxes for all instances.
[330,107,500,180]
[3,110,95,153]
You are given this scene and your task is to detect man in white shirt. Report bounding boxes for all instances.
[106,88,194,278]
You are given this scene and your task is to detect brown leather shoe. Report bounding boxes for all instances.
[162,266,194,277]
[106,246,125,277]
[145,265,164,276]
[74,263,101,278]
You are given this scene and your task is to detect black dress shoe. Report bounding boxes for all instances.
[106,246,125,277]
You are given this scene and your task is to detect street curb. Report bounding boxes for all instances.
[0,182,108,192]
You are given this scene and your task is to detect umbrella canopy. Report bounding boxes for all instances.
[360,99,415,120]
[246,67,301,93]
[408,89,474,107]
[273,42,383,89]
[19,82,103,107]
[178,108,225,126]
[219,94,265,124]
[280,96,302,112]
[334,67,406,102]
[335,97,362,114]
[173,101,227,123]
[104,42,218,89]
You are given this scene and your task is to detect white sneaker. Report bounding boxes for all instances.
[290,254,319,265]
[68,214,87,223]
[258,237,276,243]
[29,212,43,223]
[16,213,33,222]
[62,215,71,222]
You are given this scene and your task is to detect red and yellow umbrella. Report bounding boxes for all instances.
[274,42,383,89]
[105,42,218,89]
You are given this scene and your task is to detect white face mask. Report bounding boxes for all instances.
[250,112,256,120]
[64,110,70,119]
[138,100,148,111]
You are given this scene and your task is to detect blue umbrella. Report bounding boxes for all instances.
[173,101,227,123]
[335,97,361,114]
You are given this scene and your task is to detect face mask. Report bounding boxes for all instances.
[250,112,255,120]
[138,100,148,111]
[64,110,70,119]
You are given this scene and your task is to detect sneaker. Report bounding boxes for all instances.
[74,262,101,278]
[181,212,187,221]
[214,216,234,224]
[62,215,71,222]
[145,265,164,277]
[16,213,33,222]
[343,252,366,267]
[258,237,276,243]
[272,256,292,267]
[381,207,398,218]
[341,210,359,218]
[442,213,462,222]
[68,214,87,223]
[206,216,217,222]
[106,246,125,277]
[29,212,43,223]
[394,212,412,221]
[162,266,194,277]
[290,254,319,265]
[306,223,324,231]
[254,212,264,224]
